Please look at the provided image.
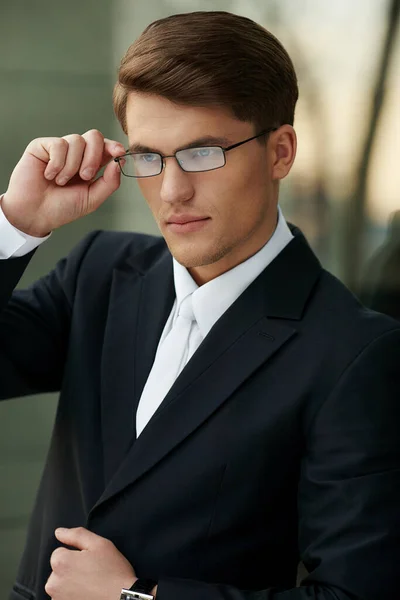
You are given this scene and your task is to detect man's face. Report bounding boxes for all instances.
[125,92,283,284]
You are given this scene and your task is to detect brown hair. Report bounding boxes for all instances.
[113,11,298,136]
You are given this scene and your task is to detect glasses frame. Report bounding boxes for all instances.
[114,127,278,178]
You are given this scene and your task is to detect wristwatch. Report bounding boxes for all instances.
[120,578,157,600]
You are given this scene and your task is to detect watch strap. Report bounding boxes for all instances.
[120,578,157,600]
[131,579,157,594]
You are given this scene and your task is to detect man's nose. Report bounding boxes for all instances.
[159,157,194,204]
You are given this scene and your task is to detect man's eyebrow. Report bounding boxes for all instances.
[127,135,233,154]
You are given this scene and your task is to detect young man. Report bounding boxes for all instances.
[1,11,400,600]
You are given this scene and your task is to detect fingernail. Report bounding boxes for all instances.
[55,527,67,535]
[57,176,69,185]
[82,168,94,179]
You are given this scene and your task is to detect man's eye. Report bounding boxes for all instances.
[193,148,212,158]
[141,154,157,163]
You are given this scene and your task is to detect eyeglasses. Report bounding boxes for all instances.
[114,127,277,178]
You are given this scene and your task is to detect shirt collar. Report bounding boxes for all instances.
[172,206,293,338]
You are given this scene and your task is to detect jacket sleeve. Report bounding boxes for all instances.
[0,230,101,400]
[155,327,400,600]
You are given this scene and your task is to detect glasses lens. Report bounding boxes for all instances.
[176,147,225,172]
[121,153,162,177]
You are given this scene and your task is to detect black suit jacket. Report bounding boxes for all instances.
[2,227,400,600]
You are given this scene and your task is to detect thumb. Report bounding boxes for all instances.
[55,526,102,550]
[87,158,121,212]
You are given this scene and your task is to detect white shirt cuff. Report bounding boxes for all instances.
[0,194,51,259]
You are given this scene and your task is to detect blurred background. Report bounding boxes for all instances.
[0,0,399,594]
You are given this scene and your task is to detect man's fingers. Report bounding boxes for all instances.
[25,137,65,170]
[37,138,70,180]
[79,129,107,181]
[25,133,125,186]
[87,159,121,211]
[50,546,72,571]
[80,132,125,178]
[54,526,105,551]
[55,134,87,185]
[99,138,126,169]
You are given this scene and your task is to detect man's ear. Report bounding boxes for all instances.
[270,125,297,181]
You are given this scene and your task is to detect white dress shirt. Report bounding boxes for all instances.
[0,194,50,259]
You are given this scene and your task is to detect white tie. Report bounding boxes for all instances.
[136,294,202,437]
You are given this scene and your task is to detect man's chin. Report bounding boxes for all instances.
[165,242,211,269]
[162,229,229,269]
[169,252,207,269]
[168,245,227,271]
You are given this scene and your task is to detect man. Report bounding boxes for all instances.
[1,10,399,600]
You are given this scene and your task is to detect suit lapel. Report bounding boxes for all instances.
[100,241,174,483]
[93,232,321,512]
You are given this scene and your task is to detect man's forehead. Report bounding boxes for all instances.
[126,109,236,138]
[125,92,252,146]
[126,90,231,120]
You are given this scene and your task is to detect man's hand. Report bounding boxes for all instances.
[45,527,136,600]
[2,130,126,237]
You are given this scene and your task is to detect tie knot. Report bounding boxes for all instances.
[178,294,195,321]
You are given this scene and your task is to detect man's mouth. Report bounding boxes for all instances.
[165,214,211,233]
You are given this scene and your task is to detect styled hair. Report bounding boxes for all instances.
[113,11,298,135]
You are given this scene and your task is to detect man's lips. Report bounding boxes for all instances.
[166,215,209,225]
[164,215,211,233]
